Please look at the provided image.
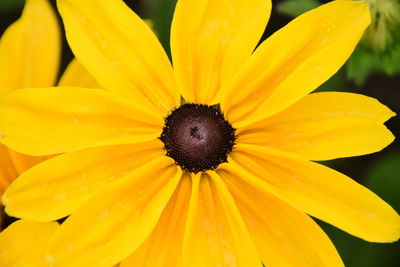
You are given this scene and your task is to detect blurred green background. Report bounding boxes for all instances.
[1,0,399,266]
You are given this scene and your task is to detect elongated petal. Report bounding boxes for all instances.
[0,145,17,195]
[0,147,37,197]
[219,169,343,266]
[1,148,47,196]
[58,58,101,88]
[218,1,370,127]
[6,149,48,175]
[121,173,192,267]
[171,0,271,103]
[0,0,60,92]
[3,140,164,221]
[0,87,162,155]
[47,156,181,267]
[223,144,400,242]
[0,220,59,267]
[238,92,395,160]
[57,0,178,112]
[182,172,260,267]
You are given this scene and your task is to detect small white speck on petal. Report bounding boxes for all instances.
[45,253,55,265]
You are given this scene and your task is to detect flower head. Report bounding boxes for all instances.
[0,0,399,266]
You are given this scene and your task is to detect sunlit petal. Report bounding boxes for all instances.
[0,0,60,92]
[222,144,400,242]
[181,172,260,267]
[58,58,101,88]
[171,0,271,103]
[47,156,181,267]
[121,173,192,267]
[57,0,179,112]
[0,87,162,155]
[3,140,164,221]
[218,1,370,127]
[238,92,395,160]
[0,220,59,266]
[219,169,343,266]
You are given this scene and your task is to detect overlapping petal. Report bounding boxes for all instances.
[0,0,60,93]
[219,169,343,266]
[181,172,260,267]
[57,0,179,113]
[0,87,163,155]
[0,145,45,198]
[217,1,370,127]
[47,156,181,267]
[238,92,395,160]
[224,144,400,242]
[171,0,271,104]
[58,58,101,88]
[121,174,192,267]
[0,220,59,266]
[3,140,164,221]
[0,145,17,195]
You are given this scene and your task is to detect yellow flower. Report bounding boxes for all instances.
[0,0,99,228]
[0,0,399,266]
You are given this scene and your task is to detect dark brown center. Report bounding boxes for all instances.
[160,104,236,173]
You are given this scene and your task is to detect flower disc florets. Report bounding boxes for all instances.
[160,103,236,173]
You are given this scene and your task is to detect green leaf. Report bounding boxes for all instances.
[381,44,400,75]
[346,48,376,86]
[147,0,177,57]
[346,41,400,86]
[320,219,400,267]
[316,68,347,92]
[276,0,320,17]
[364,153,400,213]
[0,0,24,12]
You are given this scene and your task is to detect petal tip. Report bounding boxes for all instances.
[1,193,9,206]
[383,216,400,243]
[385,130,396,147]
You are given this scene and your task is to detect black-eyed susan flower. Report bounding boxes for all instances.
[0,0,399,266]
[0,0,98,228]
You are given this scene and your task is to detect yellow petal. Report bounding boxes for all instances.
[47,156,181,267]
[223,144,400,242]
[58,58,101,88]
[0,0,60,92]
[0,87,163,155]
[121,173,192,267]
[182,172,260,267]
[218,1,370,127]
[238,92,395,160]
[0,220,59,267]
[219,169,343,267]
[171,0,271,103]
[3,140,164,222]
[6,149,48,175]
[0,148,47,197]
[57,0,178,113]
[0,145,17,195]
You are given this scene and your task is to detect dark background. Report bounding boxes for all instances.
[1,0,399,266]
